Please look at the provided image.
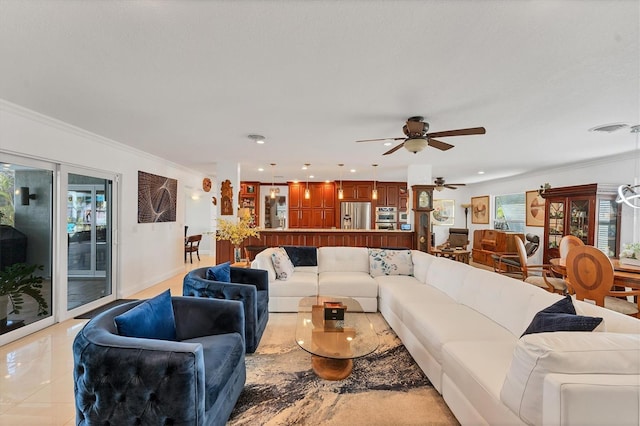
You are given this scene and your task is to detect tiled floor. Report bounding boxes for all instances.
[0,255,215,426]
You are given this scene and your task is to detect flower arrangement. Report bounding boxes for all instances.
[620,243,640,266]
[215,217,260,246]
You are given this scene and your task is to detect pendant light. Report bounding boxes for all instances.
[269,163,276,199]
[304,163,311,199]
[371,164,378,200]
[338,163,344,200]
[616,125,640,209]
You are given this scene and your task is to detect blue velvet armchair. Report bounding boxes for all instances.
[73,296,246,426]
[183,266,269,353]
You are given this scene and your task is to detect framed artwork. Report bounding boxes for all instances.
[138,171,177,223]
[431,199,455,226]
[526,190,546,227]
[471,195,490,224]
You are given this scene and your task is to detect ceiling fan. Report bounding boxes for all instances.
[356,116,486,155]
[434,177,466,191]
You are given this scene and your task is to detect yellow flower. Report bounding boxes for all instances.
[215,217,260,246]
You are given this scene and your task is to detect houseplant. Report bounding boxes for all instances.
[620,243,640,267]
[0,263,48,322]
[215,217,260,262]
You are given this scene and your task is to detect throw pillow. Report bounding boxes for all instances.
[282,246,318,266]
[271,247,295,280]
[207,261,231,282]
[521,295,602,337]
[368,248,413,277]
[114,289,177,341]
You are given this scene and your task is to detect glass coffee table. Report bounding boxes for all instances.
[296,295,379,380]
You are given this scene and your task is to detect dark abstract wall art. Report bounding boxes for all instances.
[138,171,177,223]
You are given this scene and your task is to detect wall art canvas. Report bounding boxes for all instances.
[431,199,455,226]
[526,190,546,227]
[471,195,490,224]
[137,171,177,223]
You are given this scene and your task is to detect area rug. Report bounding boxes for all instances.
[228,313,458,425]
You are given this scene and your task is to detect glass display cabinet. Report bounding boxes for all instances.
[541,183,621,262]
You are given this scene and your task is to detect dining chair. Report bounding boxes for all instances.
[184,234,202,263]
[559,235,585,258]
[566,245,640,318]
[498,236,567,294]
[492,233,539,274]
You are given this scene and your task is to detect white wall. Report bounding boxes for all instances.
[1,100,205,298]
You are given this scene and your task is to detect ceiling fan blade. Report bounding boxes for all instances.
[427,138,455,151]
[443,185,459,190]
[383,142,405,155]
[427,127,486,138]
[356,137,405,143]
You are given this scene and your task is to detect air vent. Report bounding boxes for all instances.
[588,123,629,133]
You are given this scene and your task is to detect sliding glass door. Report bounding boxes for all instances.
[67,175,113,310]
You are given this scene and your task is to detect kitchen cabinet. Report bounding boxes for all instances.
[239,182,260,226]
[374,182,400,207]
[289,182,335,228]
[541,183,621,262]
[340,181,372,201]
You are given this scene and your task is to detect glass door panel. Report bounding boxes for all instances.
[67,176,112,310]
[547,201,564,249]
[569,199,590,244]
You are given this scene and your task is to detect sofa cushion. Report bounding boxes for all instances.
[368,248,413,277]
[182,332,245,411]
[318,271,378,297]
[501,332,640,426]
[521,295,603,337]
[282,246,317,266]
[114,290,177,341]
[271,247,295,280]
[411,250,437,284]
[268,271,318,297]
[425,257,474,301]
[206,262,231,282]
[318,247,369,273]
[251,247,278,281]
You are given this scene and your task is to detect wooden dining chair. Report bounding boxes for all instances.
[184,234,202,264]
[559,235,585,258]
[566,245,640,318]
[497,236,567,294]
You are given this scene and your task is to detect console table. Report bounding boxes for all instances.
[431,248,470,264]
[471,229,523,267]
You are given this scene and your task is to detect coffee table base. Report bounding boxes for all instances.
[311,356,353,380]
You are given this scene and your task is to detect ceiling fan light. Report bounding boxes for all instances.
[403,138,428,153]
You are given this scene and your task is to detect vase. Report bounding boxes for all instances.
[234,246,242,263]
[619,257,640,267]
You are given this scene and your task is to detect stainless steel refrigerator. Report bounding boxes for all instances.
[340,202,372,230]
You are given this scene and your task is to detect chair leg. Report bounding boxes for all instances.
[196,249,200,261]
[189,251,193,264]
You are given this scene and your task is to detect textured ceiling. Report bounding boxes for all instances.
[0,1,638,185]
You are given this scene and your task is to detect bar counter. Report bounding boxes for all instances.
[216,228,415,264]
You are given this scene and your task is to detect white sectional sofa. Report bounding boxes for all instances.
[252,246,640,425]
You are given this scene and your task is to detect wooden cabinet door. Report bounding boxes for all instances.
[386,184,399,207]
[355,183,372,200]
[323,182,335,208]
[299,209,313,228]
[289,183,302,209]
[340,182,357,200]
[375,185,387,206]
[323,208,336,228]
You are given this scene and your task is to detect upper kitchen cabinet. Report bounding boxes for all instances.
[339,181,372,201]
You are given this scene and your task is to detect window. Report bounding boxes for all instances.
[494,193,525,232]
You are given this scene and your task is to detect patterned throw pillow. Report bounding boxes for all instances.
[271,247,295,280]
[368,248,414,277]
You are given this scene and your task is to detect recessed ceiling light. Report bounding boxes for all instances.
[248,134,266,144]
[258,168,264,172]
[350,169,356,173]
[302,164,308,170]
[309,175,314,179]
[384,142,392,146]
[478,170,485,175]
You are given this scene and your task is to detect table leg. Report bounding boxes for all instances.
[311,355,353,380]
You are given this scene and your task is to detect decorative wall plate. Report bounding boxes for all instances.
[202,177,212,192]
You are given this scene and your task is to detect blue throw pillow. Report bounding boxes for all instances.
[521,295,602,337]
[114,289,177,341]
[207,261,231,282]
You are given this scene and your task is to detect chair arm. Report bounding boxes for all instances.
[231,267,269,292]
[172,296,245,342]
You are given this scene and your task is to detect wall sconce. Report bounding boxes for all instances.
[20,187,37,205]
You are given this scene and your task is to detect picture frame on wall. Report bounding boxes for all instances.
[526,190,546,227]
[431,199,455,226]
[471,195,490,224]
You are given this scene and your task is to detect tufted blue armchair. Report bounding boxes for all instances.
[183,266,269,353]
[73,296,246,426]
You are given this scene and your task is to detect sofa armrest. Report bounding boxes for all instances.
[172,296,245,342]
[543,373,640,426]
[231,267,269,292]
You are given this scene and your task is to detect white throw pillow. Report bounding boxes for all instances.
[368,248,413,277]
[271,247,295,280]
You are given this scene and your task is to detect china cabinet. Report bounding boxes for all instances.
[239,182,260,227]
[541,183,621,262]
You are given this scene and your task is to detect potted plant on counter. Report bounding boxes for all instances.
[0,263,48,323]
